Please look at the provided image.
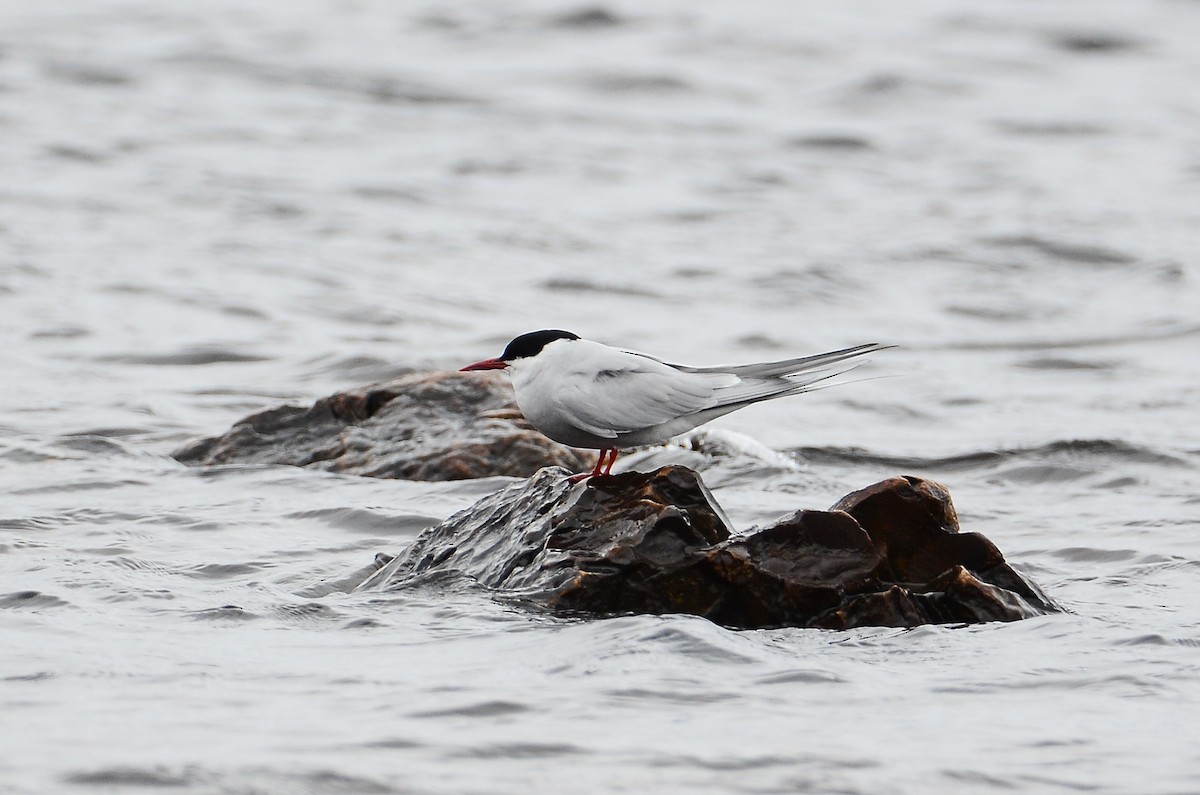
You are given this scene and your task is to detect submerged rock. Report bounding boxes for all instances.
[173,371,594,480]
[350,466,1058,629]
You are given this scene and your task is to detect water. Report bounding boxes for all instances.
[3,1,1199,792]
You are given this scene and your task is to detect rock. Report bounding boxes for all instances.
[830,475,1057,616]
[173,371,595,480]
[348,466,1059,629]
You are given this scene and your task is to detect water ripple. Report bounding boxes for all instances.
[0,590,68,609]
[64,766,194,788]
[409,700,531,719]
[791,438,1191,474]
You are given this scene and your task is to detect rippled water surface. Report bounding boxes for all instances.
[3,1,1200,793]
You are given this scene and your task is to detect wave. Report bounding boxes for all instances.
[929,321,1200,352]
[788,439,1192,473]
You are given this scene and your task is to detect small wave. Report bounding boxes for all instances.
[540,277,663,298]
[11,478,149,495]
[0,444,64,464]
[0,590,69,609]
[274,602,346,623]
[1048,30,1145,54]
[932,321,1200,352]
[786,133,875,151]
[993,119,1109,137]
[189,605,260,622]
[583,72,693,94]
[547,7,625,29]
[291,770,398,794]
[789,439,1190,473]
[95,347,268,366]
[632,623,761,665]
[61,426,150,440]
[4,671,55,682]
[1113,634,1172,647]
[408,699,531,719]
[981,234,1136,266]
[65,766,193,788]
[287,507,439,536]
[450,741,587,759]
[1045,547,1141,563]
[298,355,414,382]
[683,428,799,467]
[167,52,477,106]
[340,616,390,630]
[943,769,1024,789]
[605,686,739,705]
[54,435,144,455]
[1014,356,1118,371]
[28,324,90,339]
[755,669,847,686]
[651,751,828,773]
[44,60,135,87]
[181,562,268,579]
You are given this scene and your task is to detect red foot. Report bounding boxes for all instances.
[568,448,620,483]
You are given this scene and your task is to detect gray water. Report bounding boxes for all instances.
[3,1,1200,793]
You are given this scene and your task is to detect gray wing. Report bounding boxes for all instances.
[554,341,891,438]
[554,350,733,438]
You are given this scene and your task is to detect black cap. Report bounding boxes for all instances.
[500,329,580,361]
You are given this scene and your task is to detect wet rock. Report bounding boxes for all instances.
[829,475,1057,617]
[173,371,595,480]
[350,467,1059,629]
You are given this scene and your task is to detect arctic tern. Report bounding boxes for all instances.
[461,330,890,481]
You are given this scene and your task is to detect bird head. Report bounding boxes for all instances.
[460,329,580,372]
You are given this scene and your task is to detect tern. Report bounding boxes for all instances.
[461,330,890,481]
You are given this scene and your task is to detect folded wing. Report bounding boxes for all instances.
[553,351,732,438]
[552,342,890,439]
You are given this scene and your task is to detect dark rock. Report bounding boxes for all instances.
[831,475,1057,613]
[349,467,1059,629]
[173,371,595,480]
[703,511,886,628]
[355,465,730,600]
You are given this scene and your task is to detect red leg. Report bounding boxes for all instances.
[568,450,606,483]
[567,448,617,483]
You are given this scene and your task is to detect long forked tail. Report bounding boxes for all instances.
[687,342,895,411]
[679,342,894,379]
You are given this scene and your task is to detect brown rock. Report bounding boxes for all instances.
[833,475,1056,613]
[346,466,1059,629]
[173,371,595,480]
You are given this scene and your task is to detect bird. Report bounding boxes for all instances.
[461,330,890,482]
